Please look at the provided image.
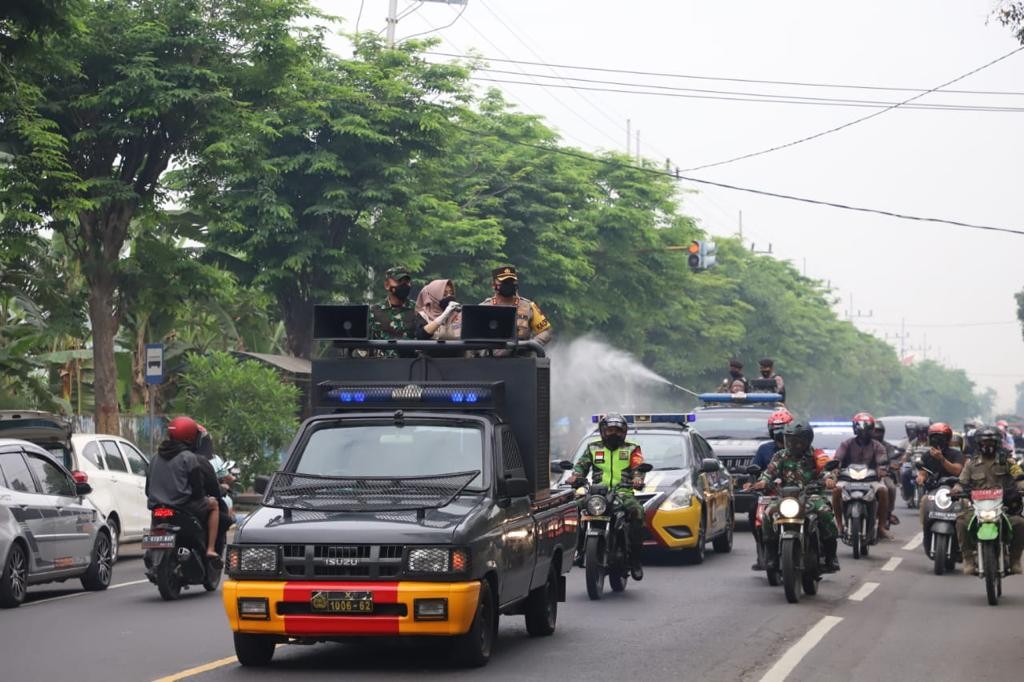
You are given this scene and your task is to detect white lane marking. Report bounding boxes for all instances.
[902,532,924,551]
[26,578,150,606]
[881,557,902,572]
[848,581,880,602]
[759,615,843,682]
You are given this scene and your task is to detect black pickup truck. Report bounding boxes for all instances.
[222,306,578,668]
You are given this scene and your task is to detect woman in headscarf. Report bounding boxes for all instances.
[415,278,462,340]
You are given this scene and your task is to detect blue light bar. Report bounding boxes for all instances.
[590,413,697,424]
[698,392,783,404]
[324,385,492,405]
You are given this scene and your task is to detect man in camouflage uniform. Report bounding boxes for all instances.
[955,427,1024,575]
[569,413,647,580]
[754,421,841,572]
[367,266,417,355]
[480,265,552,345]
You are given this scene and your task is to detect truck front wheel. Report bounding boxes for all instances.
[524,565,558,636]
[453,579,497,667]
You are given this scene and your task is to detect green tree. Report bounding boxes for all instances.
[176,352,299,486]
[0,0,318,433]
[185,35,472,358]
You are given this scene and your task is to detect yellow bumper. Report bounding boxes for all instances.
[223,579,481,637]
[647,504,702,549]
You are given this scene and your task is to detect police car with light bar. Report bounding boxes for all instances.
[691,393,782,516]
[558,413,734,563]
[222,304,579,669]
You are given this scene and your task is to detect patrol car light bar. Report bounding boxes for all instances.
[320,382,500,407]
[590,413,697,424]
[698,392,783,404]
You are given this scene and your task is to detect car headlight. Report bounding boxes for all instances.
[226,545,279,576]
[659,481,695,511]
[934,488,952,510]
[405,547,470,574]
[779,498,801,518]
[978,509,1000,522]
[586,496,608,516]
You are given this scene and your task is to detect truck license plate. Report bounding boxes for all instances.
[310,591,374,614]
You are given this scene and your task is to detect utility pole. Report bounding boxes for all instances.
[386,0,398,47]
[635,130,640,162]
[738,210,743,239]
[626,118,631,156]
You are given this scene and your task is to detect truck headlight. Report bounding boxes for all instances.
[586,496,608,516]
[406,547,470,574]
[226,545,279,576]
[779,498,801,519]
[659,481,694,511]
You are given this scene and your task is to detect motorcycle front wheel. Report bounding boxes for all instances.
[781,538,801,604]
[983,542,1000,606]
[585,536,606,601]
[933,534,949,576]
[852,517,863,560]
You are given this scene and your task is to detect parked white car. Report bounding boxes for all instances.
[0,412,151,561]
[67,434,150,561]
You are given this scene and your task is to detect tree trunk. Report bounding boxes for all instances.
[281,294,313,359]
[88,272,121,435]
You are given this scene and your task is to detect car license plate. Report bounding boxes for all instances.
[310,591,374,614]
[141,533,176,550]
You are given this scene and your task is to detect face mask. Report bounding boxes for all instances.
[497,280,518,297]
[729,369,742,379]
[602,433,625,449]
[760,369,771,377]
[391,283,411,301]
[440,296,456,309]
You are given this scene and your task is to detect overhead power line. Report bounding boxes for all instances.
[681,46,1024,172]
[450,122,1024,237]
[469,74,1024,113]
[426,50,1024,97]
[400,2,467,42]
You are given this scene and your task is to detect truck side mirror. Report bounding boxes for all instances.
[253,475,270,495]
[700,459,720,474]
[501,477,531,498]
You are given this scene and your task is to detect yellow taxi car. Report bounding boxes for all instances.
[562,414,734,563]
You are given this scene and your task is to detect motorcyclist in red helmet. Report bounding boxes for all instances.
[832,412,893,539]
[145,416,220,560]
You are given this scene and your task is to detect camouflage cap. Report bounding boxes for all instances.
[492,265,518,281]
[384,266,412,281]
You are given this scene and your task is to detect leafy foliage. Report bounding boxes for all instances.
[175,352,299,486]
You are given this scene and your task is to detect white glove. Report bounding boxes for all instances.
[437,301,460,323]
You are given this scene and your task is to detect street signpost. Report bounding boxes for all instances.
[144,344,164,456]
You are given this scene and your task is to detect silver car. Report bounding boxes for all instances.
[0,438,113,607]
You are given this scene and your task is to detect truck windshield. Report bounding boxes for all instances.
[693,412,771,439]
[295,423,485,489]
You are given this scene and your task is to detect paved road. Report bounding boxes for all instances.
[3,522,1022,682]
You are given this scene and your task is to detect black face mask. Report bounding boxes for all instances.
[602,434,625,450]
[391,283,411,301]
[729,369,742,379]
[760,369,772,377]
[497,280,518,297]
[440,296,456,309]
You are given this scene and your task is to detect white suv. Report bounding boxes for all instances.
[67,434,150,561]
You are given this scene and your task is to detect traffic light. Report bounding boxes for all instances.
[686,240,718,271]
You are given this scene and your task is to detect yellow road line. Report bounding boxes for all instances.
[151,655,238,682]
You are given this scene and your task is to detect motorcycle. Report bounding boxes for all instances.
[839,464,879,559]
[763,461,838,604]
[903,448,929,508]
[920,471,962,575]
[578,462,652,600]
[142,507,222,601]
[957,483,1022,606]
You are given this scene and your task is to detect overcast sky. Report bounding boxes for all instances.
[319,0,1024,412]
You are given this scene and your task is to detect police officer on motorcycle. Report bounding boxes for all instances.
[753,421,841,573]
[955,427,1024,575]
[569,413,647,580]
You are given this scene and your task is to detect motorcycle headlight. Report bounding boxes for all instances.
[586,496,608,516]
[779,498,801,518]
[659,481,695,511]
[226,545,279,576]
[979,509,1000,522]
[933,488,952,510]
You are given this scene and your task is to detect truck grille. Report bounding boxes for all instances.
[281,544,405,579]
